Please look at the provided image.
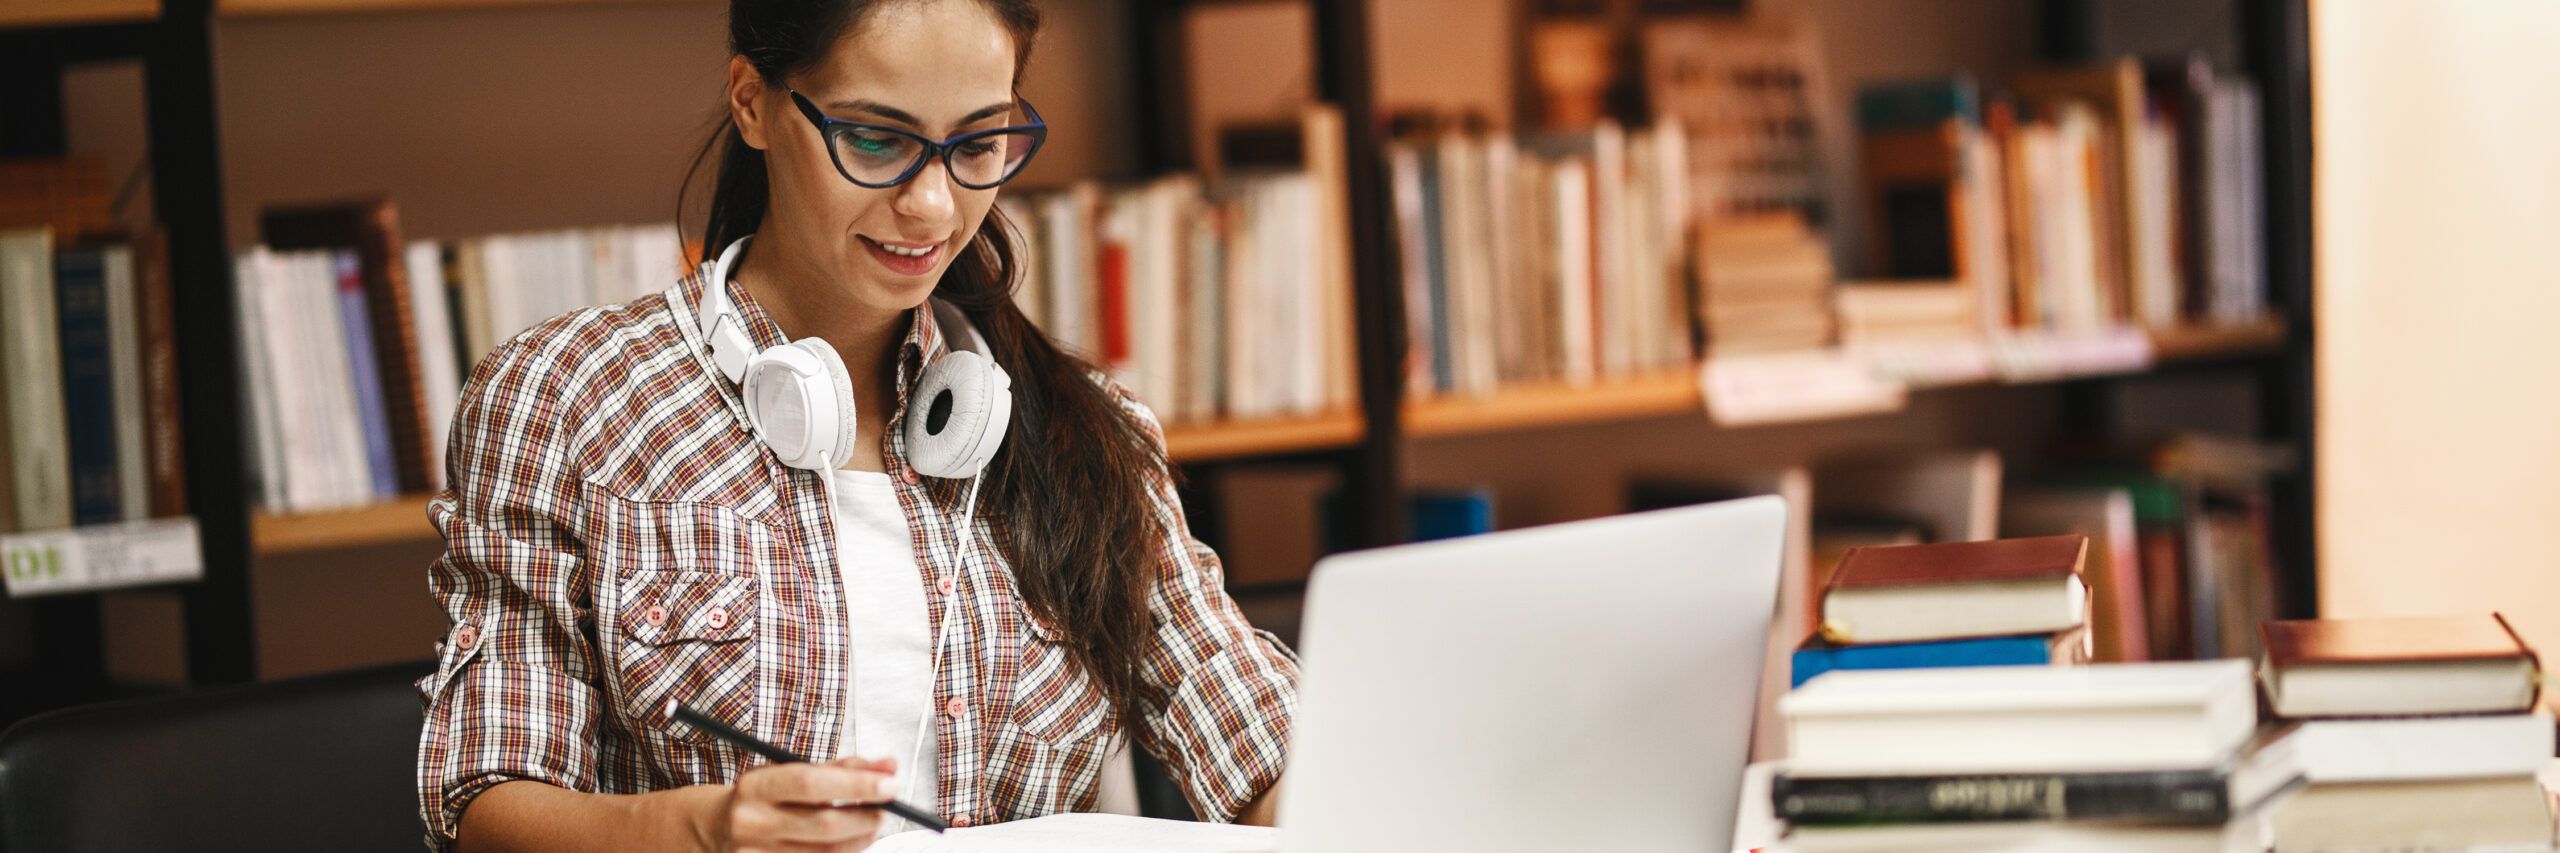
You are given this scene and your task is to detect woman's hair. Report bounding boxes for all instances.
[679,0,1173,727]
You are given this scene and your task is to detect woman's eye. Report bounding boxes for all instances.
[956,140,1000,158]
[847,132,909,159]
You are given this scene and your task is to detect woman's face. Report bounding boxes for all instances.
[742,0,1020,317]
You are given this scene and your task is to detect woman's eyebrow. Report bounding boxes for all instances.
[830,99,1020,133]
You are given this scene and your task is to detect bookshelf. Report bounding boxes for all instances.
[1,0,251,717]
[0,0,159,29]
[2,0,2319,733]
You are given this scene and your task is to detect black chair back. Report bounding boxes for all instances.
[0,660,432,853]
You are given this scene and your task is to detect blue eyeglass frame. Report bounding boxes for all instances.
[787,89,1049,190]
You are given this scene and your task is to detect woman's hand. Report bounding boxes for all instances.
[699,755,905,853]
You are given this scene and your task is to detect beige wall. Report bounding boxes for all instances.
[2314,2,2560,652]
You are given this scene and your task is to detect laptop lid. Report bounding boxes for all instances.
[1277,495,1787,853]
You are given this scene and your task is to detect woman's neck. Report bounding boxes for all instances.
[730,238,905,469]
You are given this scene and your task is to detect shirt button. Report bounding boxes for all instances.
[644,604,669,627]
[937,576,957,596]
[901,468,921,486]
[455,626,479,650]
[706,607,730,629]
[945,697,966,718]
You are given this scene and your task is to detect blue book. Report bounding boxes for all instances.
[54,246,122,525]
[333,251,398,499]
[1410,488,1494,542]
[1790,633,2080,689]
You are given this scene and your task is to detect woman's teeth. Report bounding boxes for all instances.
[880,242,933,257]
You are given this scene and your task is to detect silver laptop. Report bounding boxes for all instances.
[1273,496,1788,853]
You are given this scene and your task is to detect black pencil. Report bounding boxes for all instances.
[669,700,950,833]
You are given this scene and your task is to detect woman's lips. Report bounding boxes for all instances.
[861,235,942,276]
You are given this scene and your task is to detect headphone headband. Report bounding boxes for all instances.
[699,236,758,384]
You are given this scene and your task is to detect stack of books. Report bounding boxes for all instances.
[1833,279,1978,346]
[1694,213,1835,357]
[2259,614,2557,851]
[1776,659,2300,851]
[1790,535,2094,688]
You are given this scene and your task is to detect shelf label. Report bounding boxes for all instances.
[1701,348,1909,427]
[2,517,204,598]
[1988,326,2155,381]
[1846,336,1998,387]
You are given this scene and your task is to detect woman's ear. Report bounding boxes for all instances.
[727,55,774,151]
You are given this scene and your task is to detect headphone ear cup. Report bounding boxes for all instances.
[742,339,857,471]
[905,349,1009,479]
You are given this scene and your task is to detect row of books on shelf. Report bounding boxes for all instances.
[1768,529,2550,851]
[0,227,189,533]
[0,225,203,596]
[1387,52,2275,414]
[1384,119,1697,398]
[1841,55,2268,343]
[997,104,1360,427]
[233,198,686,514]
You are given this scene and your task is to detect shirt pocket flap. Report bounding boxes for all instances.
[619,571,758,645]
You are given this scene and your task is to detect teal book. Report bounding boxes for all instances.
[1792,631,2087,689]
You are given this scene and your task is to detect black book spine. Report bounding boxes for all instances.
[1773,769,2233,826]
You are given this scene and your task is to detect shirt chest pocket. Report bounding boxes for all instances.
[615,569,760,744]
[603,500,779,748]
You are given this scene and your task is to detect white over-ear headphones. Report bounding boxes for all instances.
[695,235,1013,477]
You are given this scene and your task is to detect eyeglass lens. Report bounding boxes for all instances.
[830,126,1038,188]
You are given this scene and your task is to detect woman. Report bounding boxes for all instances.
[414,0,1298,849]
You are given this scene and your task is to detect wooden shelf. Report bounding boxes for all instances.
[1406,370,1703,439]
[1402,320,2293,440]
[1164,411,1366,463]
[217,0,693,16]
[1,0,158,29]
[250,412,1370,554]
[253,495,434,556]
[2149,318,2289,363]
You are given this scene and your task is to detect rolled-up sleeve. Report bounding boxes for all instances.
[416,337,603,850]
[1113,390,1301,823]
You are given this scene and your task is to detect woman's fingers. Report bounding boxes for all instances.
[761,802,884,845]
[742,762,900,806]
[727,762,900,850]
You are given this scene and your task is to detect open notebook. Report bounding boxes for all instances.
[866,813,1280,853]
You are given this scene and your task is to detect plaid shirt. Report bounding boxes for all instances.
[414,269,1299,850]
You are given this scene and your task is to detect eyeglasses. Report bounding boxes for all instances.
[788,89,1047,190]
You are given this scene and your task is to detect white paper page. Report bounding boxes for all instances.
[867,813,1278,853]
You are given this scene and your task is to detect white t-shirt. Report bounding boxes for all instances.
[823,468,937,833]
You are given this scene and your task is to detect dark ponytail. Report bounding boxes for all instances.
[679,0,1174,729]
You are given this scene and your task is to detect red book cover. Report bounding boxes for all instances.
[1098,240,1129,365]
